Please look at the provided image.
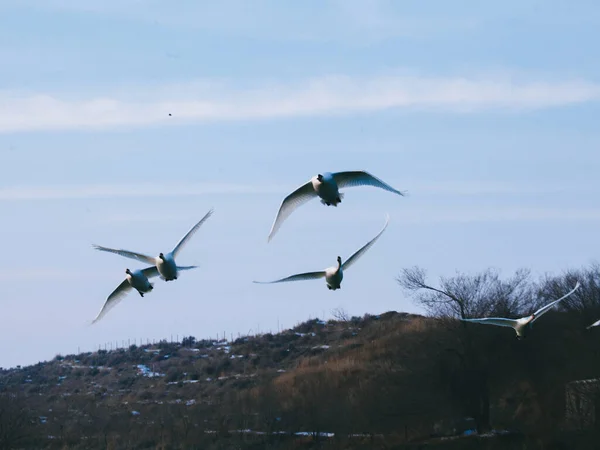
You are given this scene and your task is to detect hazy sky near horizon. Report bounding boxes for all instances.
[1,0,600,368]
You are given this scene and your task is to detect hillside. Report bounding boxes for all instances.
[0,306,598,448]
[4,262,600,450]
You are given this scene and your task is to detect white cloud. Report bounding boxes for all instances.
[396,206,600,225]
[6,0,600,44]
[1,74,599,134]
[97,213,198,224]
[0,179,595,202]
[0,268,109,281]
[405,180,600,196]
[0,182,286,201]
[2,0,480,42]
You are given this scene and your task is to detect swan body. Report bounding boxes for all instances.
[268,171,405,242]
[461,281,581,339]
[312,173,342,206]
[92,266,159,324]
[157,252,178,281]
[126,268,155,295]
[325,258,343,290]
[255,214,389,290]
[93,208,213,281]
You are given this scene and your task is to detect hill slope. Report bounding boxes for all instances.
[1,310,600,449]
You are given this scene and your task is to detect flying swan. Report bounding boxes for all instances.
[92,266,160,324]
[461,281,581,339]
[255,214,389,290]
[267,171,405,242]
[92,208,214,281]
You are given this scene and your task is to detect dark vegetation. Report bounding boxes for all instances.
[3,264,600,449]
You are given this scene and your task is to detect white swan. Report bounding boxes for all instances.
[461,281,581,339]
[268,171,405,242]
[255,214,389,290]
[92,267,160,324]
[93,208,213,281]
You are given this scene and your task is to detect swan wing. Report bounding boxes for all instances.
[342,214,390,271]
[92,244,156,265]
[531,281,581,323]
[140,266,160,279]
[332,171,406,196]
[92,279,131,324]
[461,317,519,329]
[587,319,600,330]
[176,265,198,271]
[268,181,317,242]
[171,208,214,257]
[253,270,326,284]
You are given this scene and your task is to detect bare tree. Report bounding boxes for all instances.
[397,266,535,434]
[536,263,600,314]
[398,266,532,319]
[331,307,350,322]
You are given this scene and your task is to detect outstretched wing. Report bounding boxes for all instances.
[587,319,600,330]
[176,265,198,271]
[140,266,160,279]
[332,171,406,196]
[92,279,131,324]
[531,281,581,323]
[92,244,156,265]
[460,317,519,329]
[342,214,390,271]
[171,208,214,257]
[253,271,326,284]
[268,181,317,242]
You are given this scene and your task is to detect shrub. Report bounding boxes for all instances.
[182,336,196,347]
[119,376,136,389]
[139,390,153,400]
[165,368,183,383]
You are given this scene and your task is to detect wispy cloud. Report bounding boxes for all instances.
[397,206,600,225]
[6,0,599,44]
[1,73,599,134]
[2,0,479,42]
[96,213,200,225]
[0,268,109,281]
[0,182,286,201]
[1,179,594,203]
[406,180,598,196]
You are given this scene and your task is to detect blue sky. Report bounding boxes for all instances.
[1,0,599,368]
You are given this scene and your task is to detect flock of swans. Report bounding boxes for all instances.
[90,170,402,324]
[90,169,590,340]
